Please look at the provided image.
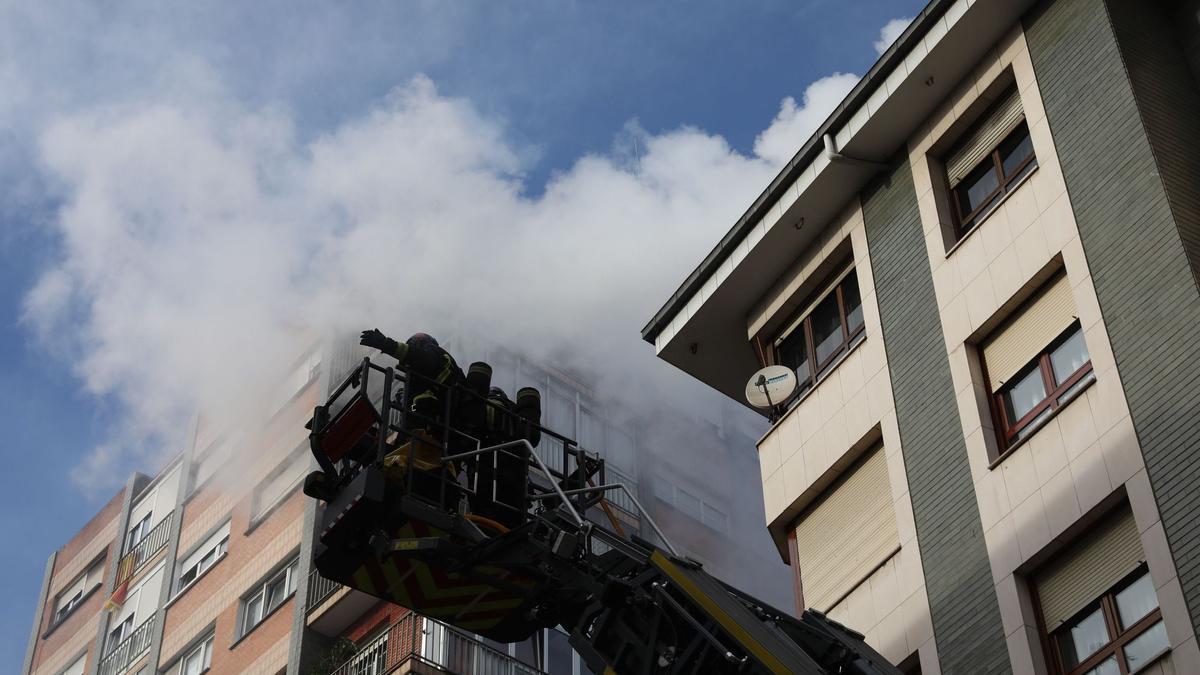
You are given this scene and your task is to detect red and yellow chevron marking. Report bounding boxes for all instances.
[343,519,537,631]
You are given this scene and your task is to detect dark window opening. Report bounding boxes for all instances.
[772,269,865,402]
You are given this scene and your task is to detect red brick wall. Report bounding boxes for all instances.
[29,485,126,675]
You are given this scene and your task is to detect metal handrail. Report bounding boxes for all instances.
[443,439,584,526]
[116,512,173,585]
[97,614,154,675]
[325,612,547,675]
[531,482,679,556]
[307,568,342,612]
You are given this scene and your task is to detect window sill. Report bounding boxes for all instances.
[756,336,867,446]
[164,552,229,610]
[943,164,1039,259]
[988,372,1095,470]
[229,591,295,650]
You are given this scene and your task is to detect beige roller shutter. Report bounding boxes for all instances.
[1035,507,1144,629]
[794,446,899,612]
[946,87,1025,188]
[982,273,1078,391]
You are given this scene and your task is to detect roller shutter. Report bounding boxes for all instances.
[794,446,898,611]
[982,273,1078,391]
[1034,507,1144,629]
[946,87,1026,188]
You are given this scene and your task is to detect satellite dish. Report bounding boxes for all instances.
[745,365,798,409]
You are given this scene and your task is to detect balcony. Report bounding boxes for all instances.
[307,569,389,638]
[324,612,544,675]
[97,615,154,675]
[115,512,173,586]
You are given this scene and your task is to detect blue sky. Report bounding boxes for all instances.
[0,1,922,668]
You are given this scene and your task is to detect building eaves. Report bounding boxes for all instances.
[641,0,952,343]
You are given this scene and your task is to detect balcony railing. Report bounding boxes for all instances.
[116,512,173,586]
[326,612,545,675]
[97,615,154,675]
[307,568,342,611]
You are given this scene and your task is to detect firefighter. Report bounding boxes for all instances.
[360,329,466,505]
[359,329,464,425]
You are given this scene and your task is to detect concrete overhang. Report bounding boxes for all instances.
[643,0,1038,409]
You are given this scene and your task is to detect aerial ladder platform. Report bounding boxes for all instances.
[303,355,901,675]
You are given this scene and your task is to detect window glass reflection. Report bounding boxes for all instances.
[1123,621,1168,671]
[1115,572,1159,629]
[811,293,845,364]
[843,274,864,333]
[1004,365,1047,422]
[1050,327,1090,384]
[1060,607,1110,669]
[1085,656,1120,675]
[959,161,1001,216]
[1000,124,1035,177]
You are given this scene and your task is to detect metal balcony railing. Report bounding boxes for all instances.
[307,568,342,612]
[97,615,154,675]
[116,512,173,586]
[326,612,545,675]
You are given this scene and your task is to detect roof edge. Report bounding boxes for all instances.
[642,0,953,343]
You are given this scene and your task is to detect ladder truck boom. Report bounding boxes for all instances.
[302,355,901,675]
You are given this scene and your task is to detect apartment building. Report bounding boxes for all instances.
[643,0,1200,673]
[24,332,784,675]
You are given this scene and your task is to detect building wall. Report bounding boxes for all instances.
[1024,0,1200,664]
[28,486,127,675]
[753,202,936,669]
[860,143,1008,672]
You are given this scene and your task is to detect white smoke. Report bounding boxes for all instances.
[16,14,871,498]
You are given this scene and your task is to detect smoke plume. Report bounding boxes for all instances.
[24,69,858,493]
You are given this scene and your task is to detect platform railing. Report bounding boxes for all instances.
[326,612,545,675]
[97,614,154,675]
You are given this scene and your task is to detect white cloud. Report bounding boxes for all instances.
[874,17,913,56]
[752,73,860,167]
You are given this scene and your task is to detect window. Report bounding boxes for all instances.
[994,324,1093,445]
[61,653,87,675]
[189,439,231,494]
[241,559,298,636]
[251,446,310,520]
[127,512,153,551]
[981,273,1090,453]
[774,267,865,400]
[944,86,1036,239]
[279,350,321,405]
[177,522,231,591]
[181,635,213,675]
[793,445,898,612]
[654,480,729,533]
[53,557,105,625]
[1035,508,1167,674]
[107,615,135,653]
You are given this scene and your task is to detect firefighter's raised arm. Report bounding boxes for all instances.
[359,328,408,363]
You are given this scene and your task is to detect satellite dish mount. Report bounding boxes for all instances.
[744,366,798,422]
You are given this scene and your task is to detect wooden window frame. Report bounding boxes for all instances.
[1038,566,1166,675]
[985,322,1093,453]
[951,121,1038,240]
[769,268,865,399]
